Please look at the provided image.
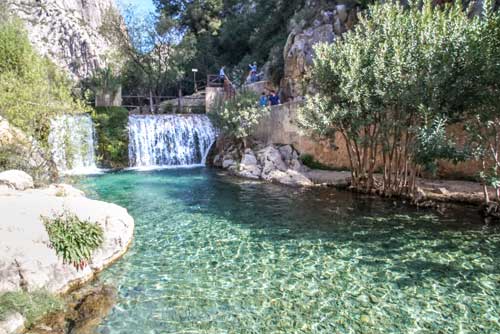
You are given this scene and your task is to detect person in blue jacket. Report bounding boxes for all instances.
[259,92,268,107]
[268,90,280,106]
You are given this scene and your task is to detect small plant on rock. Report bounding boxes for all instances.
[42,211,104,271]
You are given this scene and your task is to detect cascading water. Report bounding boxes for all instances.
[48,114,99,174]
[128,114,217,168]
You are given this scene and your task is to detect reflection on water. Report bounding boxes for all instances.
[80,168,500,334]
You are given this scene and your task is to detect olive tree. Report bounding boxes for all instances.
[298,1,484,197]
[464,2,500,203]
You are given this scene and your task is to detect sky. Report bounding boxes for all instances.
[118,0,156,15]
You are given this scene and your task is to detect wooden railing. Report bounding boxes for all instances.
[122,95,205,114]
[207,75,236,100]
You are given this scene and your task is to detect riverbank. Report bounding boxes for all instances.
[0,170,134,333]
[303,170,490,204]
[210,141,492,210]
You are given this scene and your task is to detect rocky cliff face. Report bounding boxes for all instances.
[6,0,120,80]
[281,1,359,100]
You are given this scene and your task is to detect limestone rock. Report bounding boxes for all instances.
[0,116,56,183]
[0,170,34,191]
[0,313,24,334]
[237,150,262,179]
[44,184,86,197]
[267,169,314,187]
[281,24,335,100]
[281,5,359,100]
[6,0,122,80]
[258,146,288,177]
[222,158,236,169]
[0,181,135,294]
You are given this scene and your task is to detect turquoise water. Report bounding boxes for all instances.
[80,168,500,334]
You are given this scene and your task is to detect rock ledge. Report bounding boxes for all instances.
[0,170,134,333]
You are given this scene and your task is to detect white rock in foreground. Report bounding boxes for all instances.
[0,170,34,191]
[0,181,134,294]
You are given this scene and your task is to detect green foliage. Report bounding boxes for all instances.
[0,17,89,179]
[101,6,195,97]
[156,0,307,86]
[413,117,465,175]
[462,1,500,202]
[89,67,122,92]
[299,154,335,171]
[91,107,129,168]
[299,1,486,195]
[209,90,269,140]
[0,291,63,327]
[42,211,104,270]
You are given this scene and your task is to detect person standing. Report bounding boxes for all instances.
[249,62,258,82]
[219,66,226,81]
[259,92,268,107]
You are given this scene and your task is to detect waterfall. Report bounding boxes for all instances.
[48,114,100,174]
[128,114,216,168]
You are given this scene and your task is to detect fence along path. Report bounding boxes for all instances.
[122,74,241,114]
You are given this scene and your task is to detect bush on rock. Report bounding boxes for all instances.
[42,212,104,271]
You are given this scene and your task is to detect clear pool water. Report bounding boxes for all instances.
[80,168,500,334]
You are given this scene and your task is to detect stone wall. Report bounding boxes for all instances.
[252,102,481,179]
[252,102,352,169]
[7,0,121,80]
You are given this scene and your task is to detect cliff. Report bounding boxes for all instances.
[281,1,360,100]
[6,0,121,80]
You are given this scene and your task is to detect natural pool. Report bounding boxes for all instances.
[80,168,500,334]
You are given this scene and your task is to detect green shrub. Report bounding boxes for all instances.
[209,90,269,142]
[0,291,63,327]
[42,211,104,270]
[91,107,129,168]
[298,0,483,195]
[299,154,335,171]
[0,17,90,181]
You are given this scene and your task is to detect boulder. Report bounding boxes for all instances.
[237,150,262,179]
[0,170,34,191]
[267,169,313,187]
[258,146,288,178]
[222,158,237,169]
[0,181,135,294]
[0,313,24,334]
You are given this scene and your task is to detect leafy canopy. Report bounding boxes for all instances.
[299,0,488,195]
[209,90,269,140]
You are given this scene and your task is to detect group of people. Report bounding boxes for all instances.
[218,64,281,107]
[219,62,260,83]
[260,91,280,107]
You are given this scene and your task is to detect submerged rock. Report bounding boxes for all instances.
[26,284,117,334]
